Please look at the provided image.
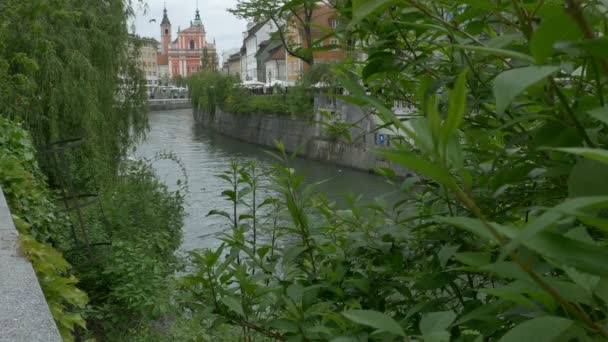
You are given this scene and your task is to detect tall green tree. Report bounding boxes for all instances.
[202,47,219,71]
[0,0,148,186]
[229,0,320,67]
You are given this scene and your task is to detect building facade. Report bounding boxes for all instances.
[130,36,160,87]
[223,52,242,78]
[256,40,286,84]
[158,6,217,79]
[241,21,275,82]
[286,5,345,83]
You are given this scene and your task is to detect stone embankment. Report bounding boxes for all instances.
[149,99,192,111]
[193,95,409,177]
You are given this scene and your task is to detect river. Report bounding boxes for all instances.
[135,109,395,251]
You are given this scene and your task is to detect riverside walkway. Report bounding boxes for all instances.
[0,187,61,342]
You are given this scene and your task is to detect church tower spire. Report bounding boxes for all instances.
[193,0,203,26]
[160,3,172,55]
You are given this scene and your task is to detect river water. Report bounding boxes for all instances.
[135,109,395,251]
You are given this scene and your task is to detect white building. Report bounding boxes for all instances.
[221,48,240,66]
[257,41,286,84]
[158,64,170,86]
[241,21,275,82]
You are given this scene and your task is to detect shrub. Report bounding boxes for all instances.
[75,160,185,338]
[176,0,608,340]
[0,117,87,341]
[190,71,314,118]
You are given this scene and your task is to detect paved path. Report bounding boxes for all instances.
[0,187,61,342]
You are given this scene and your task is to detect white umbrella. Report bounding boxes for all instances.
[242,80,265,88]
[312,82,330,88]
[269,80,289,87]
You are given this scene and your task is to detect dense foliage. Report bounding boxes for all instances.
[75,160,185,339]
[0,1,186,340]
[0,117,87,341]
[190,71,314,118]
[173,0,608,341]
[229,0,319,67]
[0,0,148,186]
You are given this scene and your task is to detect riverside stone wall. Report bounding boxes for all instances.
[192,95,409,177]
[148,99,192,112]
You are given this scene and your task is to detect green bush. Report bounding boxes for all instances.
[0,1,186,341]
[75,160,185,339]
[175,0,608,340]
[190,71,314,118]
[0,117,87,341]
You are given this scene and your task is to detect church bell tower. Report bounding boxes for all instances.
[160,5,171,55]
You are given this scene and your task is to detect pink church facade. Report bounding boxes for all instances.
[158,7,216,79]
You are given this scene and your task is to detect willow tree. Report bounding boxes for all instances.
[202,47,219,71]
[0,0,148,186]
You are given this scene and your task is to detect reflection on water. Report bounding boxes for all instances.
[135,109,395,251]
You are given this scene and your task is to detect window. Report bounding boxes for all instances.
[190,40,195,50]
[331,19,341,29]
[330,39,339,46]
[165,29,169,35]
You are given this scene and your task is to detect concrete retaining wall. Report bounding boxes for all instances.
[148,99,192,112]
[193,95,409,177]
[0,187,62,342]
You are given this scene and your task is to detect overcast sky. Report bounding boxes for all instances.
[132,0,247,61]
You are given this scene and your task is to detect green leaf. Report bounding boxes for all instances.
[556,38,608,58]
[478,262,534,282]
[409,117,435,153]
[530,8,583,63]
[435,216,506,243]
[375,149,453,186]
[287,283,305,303]
[486,33,523,49]
[525,232,608,276]
[550,147,608,164]
[563,266,600,296]
[221,296,245,317]
[207,210,231,220]
[351,0,399,24]
[454,300,513,326]
[587,106,608,126]
[342,310,406,337]
[269,319,299,333]
[498,316,574,342]
[442,70,468,146]
[437,244,460,269]
[500,196,608,259]
[568,159,608,197]
[306,326,334,336]
[422,331,450,342]
[419,311,456,335]
[452,45,535,64]
[493,66,560,116]
[453,252,491,267]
